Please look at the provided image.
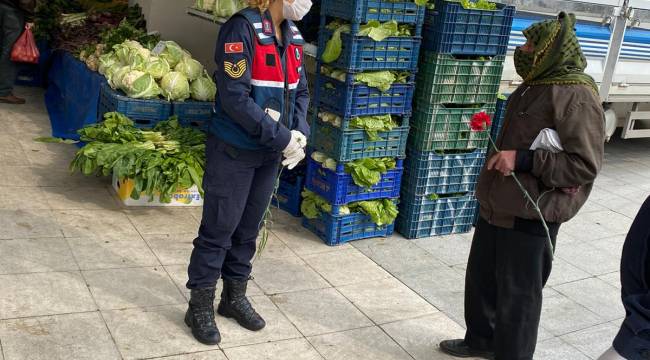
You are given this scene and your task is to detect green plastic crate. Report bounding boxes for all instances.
[415,53,505,105]
[310,117,409,162]
[408,103,495,151]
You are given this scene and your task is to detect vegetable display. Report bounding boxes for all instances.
[311,152,396,189]
[193,0,247,19]
[71,112,206,203]
[301,190,399,227]
[100,39,216,102]
[321,65,410,92]
[318,111,399,140]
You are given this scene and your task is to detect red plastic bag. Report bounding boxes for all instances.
[11,25,40,64]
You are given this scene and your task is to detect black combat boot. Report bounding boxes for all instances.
[217,278,266,331]
[185,286,221,345]
[439,340,495,359]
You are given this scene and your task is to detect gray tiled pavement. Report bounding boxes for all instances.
[0,87,647,359]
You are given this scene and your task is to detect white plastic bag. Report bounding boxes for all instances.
[530,128,564,153]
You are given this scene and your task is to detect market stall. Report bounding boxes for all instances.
[27,0,513,246]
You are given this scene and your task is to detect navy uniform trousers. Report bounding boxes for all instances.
[187,136,281,289]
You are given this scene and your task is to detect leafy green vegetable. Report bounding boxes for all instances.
[350,199,399,227]
[498,93,507,100]
[159,41,186,68]
[344,158,396,188]
[33,137,79,144]
[71,112,206,203]
[190,72,217,101]
[144,57,171,80]
[160,71,191,101]
[322,24,350,63]
[120,71,162,99]
[354,71,396,92]
[350,115,397,140]
[175,57,204,81]
[301,190,398,227]
[428,194,440,201]
[458,0,497,10]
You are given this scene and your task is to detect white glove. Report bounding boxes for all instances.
[282,148,306,170]
[291,130,307,149]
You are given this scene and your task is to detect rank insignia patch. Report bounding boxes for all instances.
[224,59,247,79]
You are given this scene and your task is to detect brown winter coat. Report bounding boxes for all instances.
[476,84,606,228]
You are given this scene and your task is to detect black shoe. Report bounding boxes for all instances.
[185,286,221,345]
[439,339,495,359]
[217,278,266,331]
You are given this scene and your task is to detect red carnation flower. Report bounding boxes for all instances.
[470,112,492,132]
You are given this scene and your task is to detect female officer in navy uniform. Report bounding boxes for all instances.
[184,0,313,345]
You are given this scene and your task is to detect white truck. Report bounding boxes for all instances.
[498,0,650,140]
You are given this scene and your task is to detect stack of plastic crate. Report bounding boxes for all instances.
[303,0,426,245]
[397,0,514,239]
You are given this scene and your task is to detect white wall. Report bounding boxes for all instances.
[130,0,220,74]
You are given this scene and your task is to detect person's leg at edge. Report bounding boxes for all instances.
[185,137,256,345]
[0,4,26,104]
[440,217,498,358]
[218,152,282,331]
[493,220,558,360]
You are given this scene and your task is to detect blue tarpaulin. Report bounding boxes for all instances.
[45,51,106,140]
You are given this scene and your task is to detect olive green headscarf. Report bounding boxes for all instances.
[515,12,599,94]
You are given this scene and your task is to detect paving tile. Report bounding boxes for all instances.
[302,249,391,287]
[560,322,619,359]
[149,350,228,360]
[251,255,329,295]
[556,241,621,276]
[125,209,199,235]
[143,233,195,265]
[0,271,96,319]
[147,350,228,359]
[19,139,77,167]
[591,235,626,258]
[598,272,621,289]
[0,237,77,274]
[271,288,372,336]
[36,169,110,188]
[218,295,302,349]
[381,313,466,360]
[337,277,437,324]
[553,278,624,322]
[0,136,29,167]
[534,337,590,360]
[0,187,50,210]
[352,237,445,275]
[0,312,120,360]
[44,186,119,210]
[0,209,61,239]
[411,234,472,267]
[67,236,160,270]
[0,166,40,187]
[102,305,214,360]
[540,289,602,336]
[396,267,465,324]
[308,326,412,360]
[164,265,263,301]
[254,232,296,259]
[271,223,351,255]
[545,258,591,287]
[225,338,323,360]
[561,210,633,241]
[83,267,185,310]
[54,209,139,240]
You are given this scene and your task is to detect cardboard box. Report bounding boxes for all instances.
[112,174,203,207]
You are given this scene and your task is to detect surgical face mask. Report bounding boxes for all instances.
[514,46,536,80]
[283,0,312,21]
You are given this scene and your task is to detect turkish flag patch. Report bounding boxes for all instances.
[225,42,244,54]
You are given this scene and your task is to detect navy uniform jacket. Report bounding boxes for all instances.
[614,196,650,359]
[211,9,310,151]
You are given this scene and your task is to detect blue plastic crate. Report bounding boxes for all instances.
[310,114,409,162]
[316,71,415,118]
[423,0,514,56]
[173,101,213,132]
[302,208,395,246]
[402,148,486,196]
[321,0,425,27]
[490,95,509,140]
[306,156,403,205]
[98,83,173,128]
[397,191,476,239]
[318,26,421,72]
[272,175,305,217]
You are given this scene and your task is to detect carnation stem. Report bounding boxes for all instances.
[487,136,555,261]
[256,166,284,259]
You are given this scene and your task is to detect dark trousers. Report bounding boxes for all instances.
[0,3,24,96]
[464,217,559,360]
[186,136,281,289]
